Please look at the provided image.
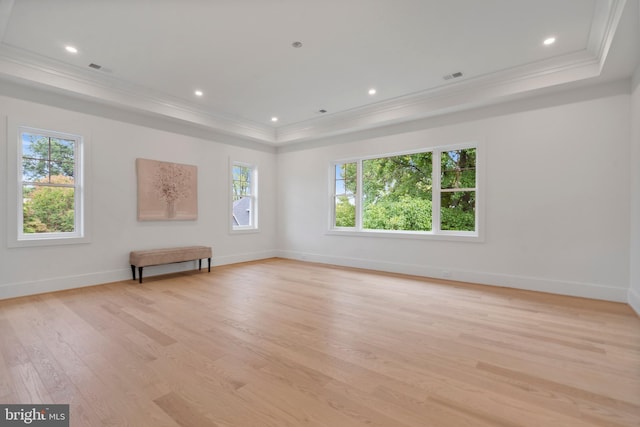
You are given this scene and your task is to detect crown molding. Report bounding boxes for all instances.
[275,0,627,145]
[0,44,277,144]
[588,0,628,69]
[0,0,629,146]
[275,50,600,144]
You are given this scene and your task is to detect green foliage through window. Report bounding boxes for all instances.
[334,163,356,227]
[440,149,476,231]
[232,165,252,201]
[21,132,77,234]
[333,146,477,234]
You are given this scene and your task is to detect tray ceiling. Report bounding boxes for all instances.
[0,0,636,145]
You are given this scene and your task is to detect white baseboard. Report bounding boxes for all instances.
[0,269,131,300]
[276,250,629,303]
[0,249,630,305]
[0,250,279,301]
[628,287,640,316]
[213,250,279,266]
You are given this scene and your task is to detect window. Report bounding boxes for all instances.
[333,162,357,227]
[440,148,477,232]
[13,126,86,245]
[331,144,480,239]
[231,162,257,231]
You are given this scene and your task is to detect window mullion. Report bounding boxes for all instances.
[356,159,363,230]
[330,144,478,238]
[73,139,81,234]
[432,149,441,234]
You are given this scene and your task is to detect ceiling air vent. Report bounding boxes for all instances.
[443,71,463,80]
[88,63,102,70]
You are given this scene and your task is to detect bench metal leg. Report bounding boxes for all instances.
[138,267,143,284]
[131,265,136,280]
[199,259,202,271]
[208,257,211,272]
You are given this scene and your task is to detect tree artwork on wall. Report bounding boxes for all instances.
[136,158,197,220]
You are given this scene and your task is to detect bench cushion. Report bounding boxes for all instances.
[130,246,212,267]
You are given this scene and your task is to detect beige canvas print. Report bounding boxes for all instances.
[136,158,198,221]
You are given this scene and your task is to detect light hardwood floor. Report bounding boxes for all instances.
[0,258,639,426]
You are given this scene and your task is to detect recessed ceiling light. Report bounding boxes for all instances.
[271,117,279,122]
[65,45,78,54]
[543,37,556,46]
[368,88,377,95]
[194,90,203,97]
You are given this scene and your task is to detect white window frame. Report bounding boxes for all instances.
[230,160,258,233]
[328,142,483,242]
[7,121,90,247]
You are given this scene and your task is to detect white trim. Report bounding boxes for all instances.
[17,126,83,241]
[0,45,276,144]
[329,142,482,240]
[229,159,259,233]
[0,1,625,146]
[275,50,600,144]
[432,147,442,234]
[0,250,279,301]
[325,229,481,243]
[588,0,628,71]
[213,250,277,266]
[0,269,131,301]
[276,250,629,303]
[628,287,640,317]
[1,250,630,305]
[7,118,91,248]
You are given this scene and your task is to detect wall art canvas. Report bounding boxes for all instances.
[136,158,197,221]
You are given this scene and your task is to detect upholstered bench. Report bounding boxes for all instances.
[129,246,212,283]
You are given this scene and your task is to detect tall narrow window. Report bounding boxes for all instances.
[440,148,476,232]
[333,162,357,227]
[231,162,257,230]
[18,127,84,241]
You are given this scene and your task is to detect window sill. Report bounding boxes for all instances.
[230,227,260,235]
[9,234,90,248]
[326,228,482,242]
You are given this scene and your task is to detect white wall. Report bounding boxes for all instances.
[0,92,278,299]
[277,83,632,302]
[0,79,636,306]
[629,66,640,314]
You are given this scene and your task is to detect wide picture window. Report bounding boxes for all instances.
[17,127,85,243]
[332,144,478,238]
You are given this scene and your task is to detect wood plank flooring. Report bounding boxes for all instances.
[0,258,639,426]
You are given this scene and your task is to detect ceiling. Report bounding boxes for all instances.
[0,0,638,145]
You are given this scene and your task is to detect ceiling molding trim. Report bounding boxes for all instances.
[276,78,632,154]
[588,0,628,70]
[275,51,600,144]
[276,1,628,145]
[0,46,277,144]
[0,79,278,153]
[0,0,628,147]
